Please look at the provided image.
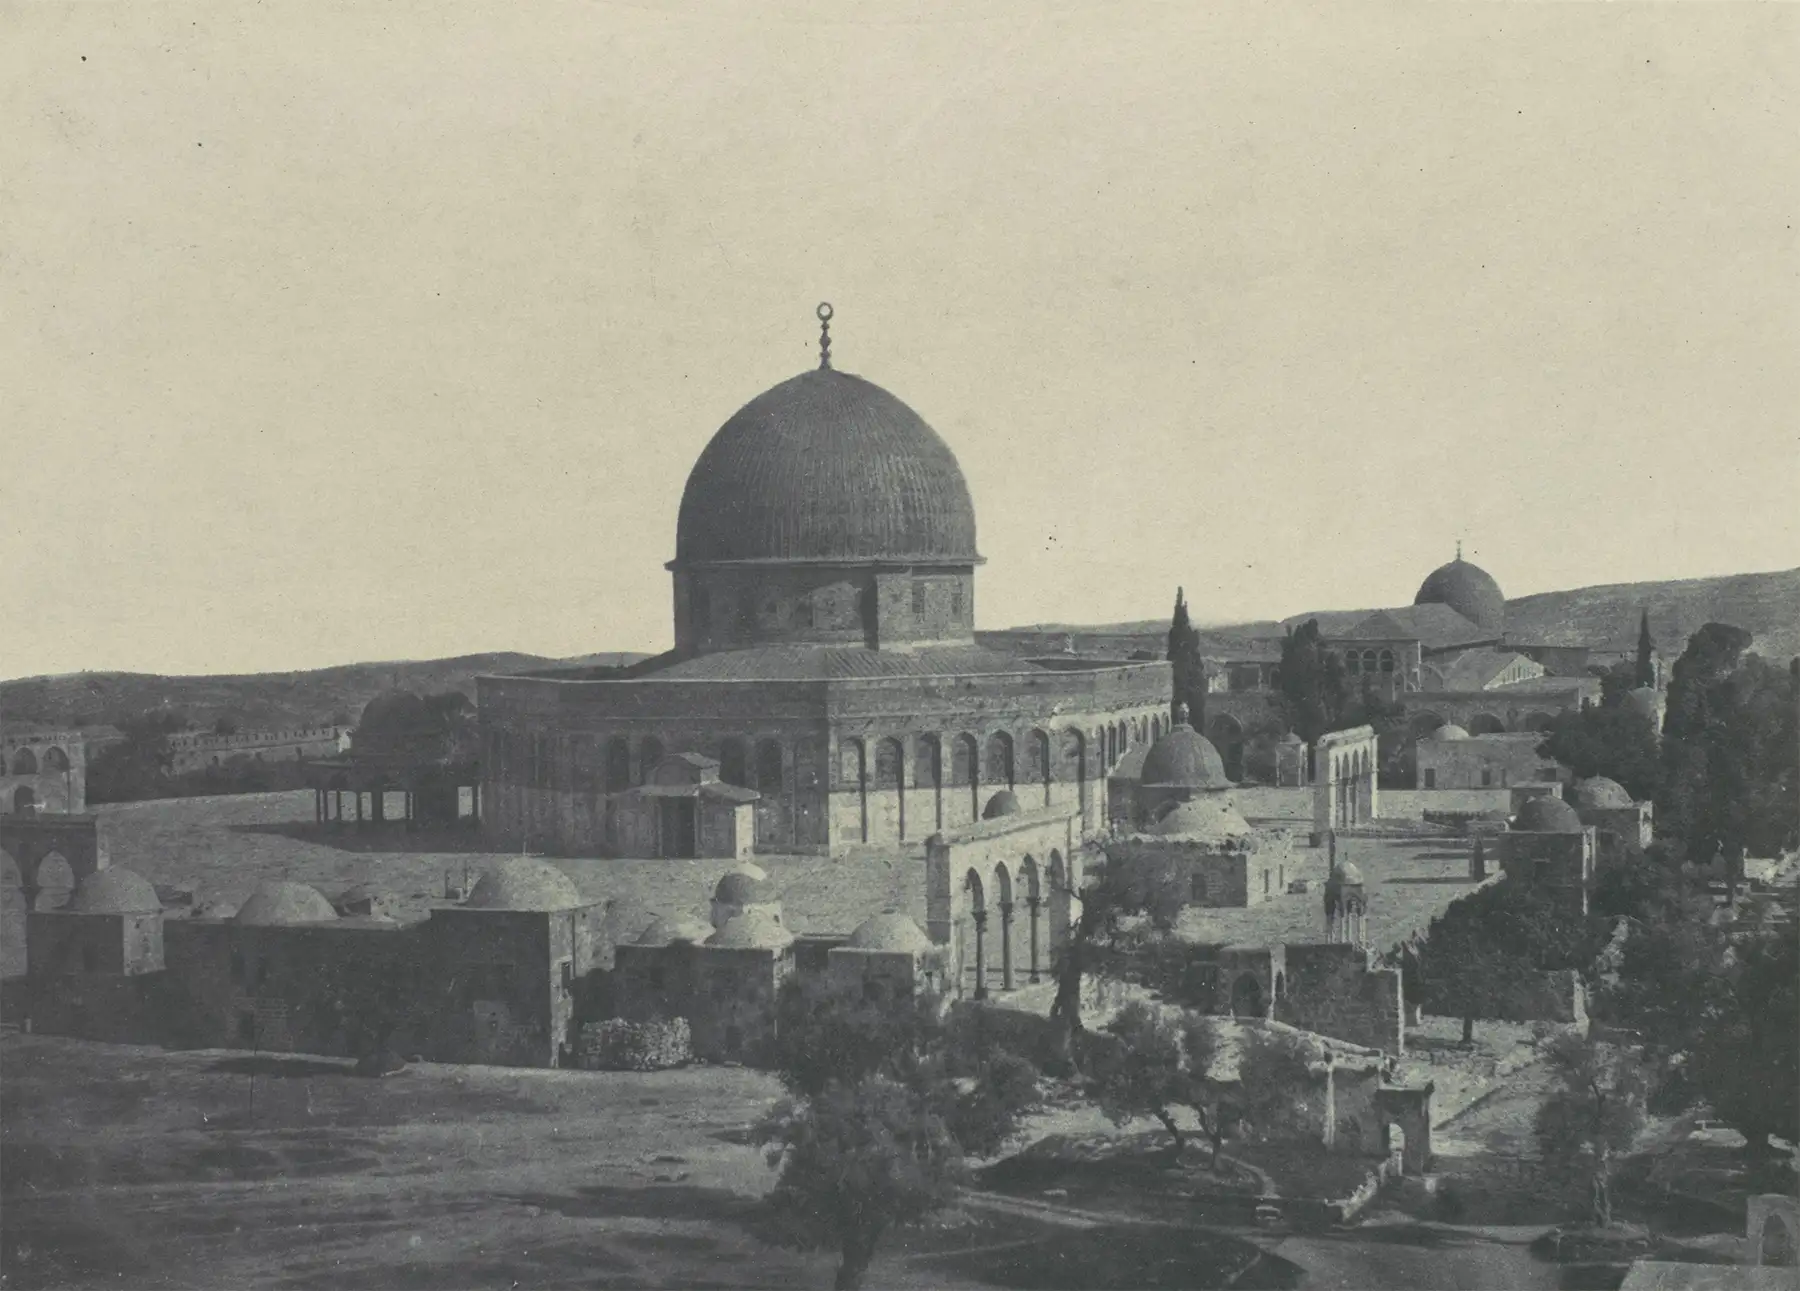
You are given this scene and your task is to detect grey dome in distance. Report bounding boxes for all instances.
[1414,558,1505,633]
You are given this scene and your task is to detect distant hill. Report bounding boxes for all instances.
[1502,569,1799,661]
[999,568,1800,663]
[0,652,650,733]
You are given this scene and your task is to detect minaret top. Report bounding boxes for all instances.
[817,302,833,370]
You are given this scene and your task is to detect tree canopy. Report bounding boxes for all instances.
[1275,619,1346,745]
[1536,700,1662,803]
[1658,624,1798,863]
[755,977,1040,1289]
[1534,1034,1648,1229]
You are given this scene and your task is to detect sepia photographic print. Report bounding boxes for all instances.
[3,3,1797,1289]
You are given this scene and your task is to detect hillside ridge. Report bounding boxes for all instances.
[1007,567,1800,661]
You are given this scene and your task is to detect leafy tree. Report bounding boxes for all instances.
[1534,1034,1647,1229]
[1634,610,1657,690]
[1234,1024,1323,1144]
[755,977,1040,1288]
[1594,658,1641,705]
[1084,1003,1238,1170]
[759,1077,961,1290]
[1536,701,1661,803]
[1413,878,1606,1042]
[1660,625,1798,866]
[1167,588,1208,733]
[1692,931,1799,1158]
[1048,849,1187,1048]
[1276,620,1346,745]
[85,708,188,803]
[1087,1000,1192,1155]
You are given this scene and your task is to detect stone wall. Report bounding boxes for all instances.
[1417,733,1563,791]
[1232,786,1313,821]
[1380,788,1516,818]
[1276,943,1405,1056]
[1105,832,1297,908]
[162,919,421,1058]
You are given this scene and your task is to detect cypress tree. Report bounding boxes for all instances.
[1634,609,1656,689]
[1167,588,1207,730]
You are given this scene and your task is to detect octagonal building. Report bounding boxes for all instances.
[478,319,1169,858]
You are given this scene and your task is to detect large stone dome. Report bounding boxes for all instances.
[673,369,980,567]
[1414,557,1505,633]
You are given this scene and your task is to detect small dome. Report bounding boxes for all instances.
[714,865,774,907]
[1433,724,1471,741]
[1513,796,1585,834]
[1414,556,1505,632]
[1624,687,1661,720]
[1278,731,1305,747]
[1140,723,1231,789]
[706,909,795,950]
[1327,861,1365,887]
[235,881,338,926]
[1573,777,1633,811]
[634,914,715,946]
[67,868,161,915]
[982,790,1022,819]
[1147,797,1253,842]
[465,858,584,911]
[845,912,934,953]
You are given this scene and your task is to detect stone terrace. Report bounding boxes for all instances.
[1175,833,1488,954]
[2,790,926,978]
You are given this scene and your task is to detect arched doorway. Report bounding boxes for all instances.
[12,786,36,814]
[1468,713,1505,735]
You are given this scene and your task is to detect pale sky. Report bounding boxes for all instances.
[3,1,1796,680]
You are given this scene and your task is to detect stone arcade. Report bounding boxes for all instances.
[478,311,1170,859]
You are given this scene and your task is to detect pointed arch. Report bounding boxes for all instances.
[1030,728,1052,806]
[984,731,1014,790]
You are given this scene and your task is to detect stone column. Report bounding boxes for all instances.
[1027,896,1042,983]
[355,791,364,824]
[999,901,1014,991]
[971,910,988,1001]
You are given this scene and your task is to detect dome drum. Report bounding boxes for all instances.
[674,562,975,655]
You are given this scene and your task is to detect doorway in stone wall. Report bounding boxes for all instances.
[658,799,697,858]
